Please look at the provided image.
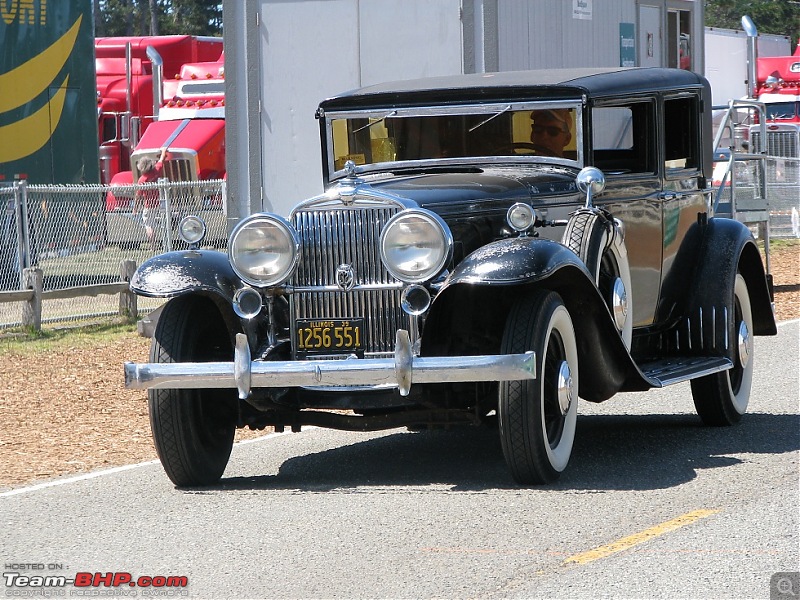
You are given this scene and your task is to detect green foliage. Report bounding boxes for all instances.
[705,0,800,47]
[95,0,222,37]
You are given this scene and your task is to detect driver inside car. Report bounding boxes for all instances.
[530,109,573,157]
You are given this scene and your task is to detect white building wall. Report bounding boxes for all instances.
[498,0,637,71]
[225,0,464,218]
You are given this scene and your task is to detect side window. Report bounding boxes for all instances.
[591,101,656,174]
[664,96,699,171]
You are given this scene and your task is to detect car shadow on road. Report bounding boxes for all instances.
[207,411,799,493]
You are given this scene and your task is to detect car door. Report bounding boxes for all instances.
[659,92,708,297]
[589,96,663,327]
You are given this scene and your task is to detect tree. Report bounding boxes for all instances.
[94,0,222,37]
[705,0,800,47]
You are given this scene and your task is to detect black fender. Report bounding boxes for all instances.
[130,249,261,345]
[131,249,240,301]
[422,237,649,402]
[658,216,776,353]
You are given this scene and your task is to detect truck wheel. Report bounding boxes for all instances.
[148,295,237,486]
[691,274,753,425]
[499,290,579,484]
[563,209,632,349]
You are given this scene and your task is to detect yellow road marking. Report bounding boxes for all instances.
[563,508,721,565]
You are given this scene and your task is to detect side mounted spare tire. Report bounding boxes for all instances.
[562,208,633,349]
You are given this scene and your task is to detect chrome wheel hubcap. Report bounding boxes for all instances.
[737,320,751,369]
[611,277,628,332]
[557,360,574,416]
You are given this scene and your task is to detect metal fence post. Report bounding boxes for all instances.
[13,181,27,289]
[21,267,42,331]
[119,259,138,320]
[160,177,172,252]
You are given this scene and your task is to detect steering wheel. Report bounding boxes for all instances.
[493,142,554,156]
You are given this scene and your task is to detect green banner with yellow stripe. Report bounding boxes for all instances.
[0,0,99,183]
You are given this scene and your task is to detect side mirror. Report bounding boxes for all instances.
[576,167,606,208]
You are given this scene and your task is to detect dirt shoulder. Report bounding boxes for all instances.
[1,242,797,489]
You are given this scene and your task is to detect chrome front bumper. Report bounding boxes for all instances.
[125,330,536,399]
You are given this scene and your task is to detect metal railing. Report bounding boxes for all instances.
[0,179,227,329]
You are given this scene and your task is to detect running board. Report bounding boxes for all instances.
[639,356,733,388]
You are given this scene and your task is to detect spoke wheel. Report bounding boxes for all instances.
[499,290,579,484]
[148,295,237,486]
[691,274,753,425]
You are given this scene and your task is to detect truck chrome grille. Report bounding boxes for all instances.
[289,205,410,357]
[163,159,195,181]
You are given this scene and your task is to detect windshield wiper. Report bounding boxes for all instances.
[352,110,397,133]
[468,105,512,132]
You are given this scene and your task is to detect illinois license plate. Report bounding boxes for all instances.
[295,318,365,357]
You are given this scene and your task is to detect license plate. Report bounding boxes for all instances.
[295,318,365,357]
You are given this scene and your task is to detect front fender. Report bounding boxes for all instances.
[130,249,241,303]
[425,237,649,401]
[441,237,593,287]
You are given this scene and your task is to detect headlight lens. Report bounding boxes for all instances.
[178,215,207,245]
[380,209,452,283]
[229,214,299,287]
[506,203,536,232]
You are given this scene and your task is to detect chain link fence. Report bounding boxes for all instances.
[0,179,227,329]
[0,162,796,330]
[713,156,800,238]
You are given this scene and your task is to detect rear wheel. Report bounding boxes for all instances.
[691,274,753,425]
[148,295,237,486]
[498,290,579,484]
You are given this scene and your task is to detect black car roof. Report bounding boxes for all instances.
[319,67,709,111]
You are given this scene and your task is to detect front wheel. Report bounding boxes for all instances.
[148,296,238,486]
[498,290,579,484]
[691,274,754,425]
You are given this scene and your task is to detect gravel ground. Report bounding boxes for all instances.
[1,241,797,488]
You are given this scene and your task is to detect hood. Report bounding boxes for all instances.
[134,118,224,154]
[365,167,578,210]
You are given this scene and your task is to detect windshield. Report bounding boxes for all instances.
[765,102,798,121]
[324,102,582,179]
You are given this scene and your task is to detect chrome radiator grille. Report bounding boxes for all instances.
[751,130,799,157]
[289,205,410,357]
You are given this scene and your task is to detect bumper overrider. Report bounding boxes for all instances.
[125,330,536,399]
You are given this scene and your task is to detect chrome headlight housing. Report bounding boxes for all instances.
[228,214,300,287]
[178,215,207,245]
[380,209,452,283]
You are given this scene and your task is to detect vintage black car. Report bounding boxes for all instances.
[125,67,776,487]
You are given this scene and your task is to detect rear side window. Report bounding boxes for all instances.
[591,101,656,174]
[664,95,700,171]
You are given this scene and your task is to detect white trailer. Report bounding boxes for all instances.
[704,26,791,106]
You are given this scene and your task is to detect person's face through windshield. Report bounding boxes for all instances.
[530,109,572,157]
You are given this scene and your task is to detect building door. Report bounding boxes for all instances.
[667,8,692,70]
[639,5,661,67]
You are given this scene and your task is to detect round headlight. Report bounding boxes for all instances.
[506,203,536,232]
[380,209,452,283]
[229,214,300,287]
[178,215,207,245]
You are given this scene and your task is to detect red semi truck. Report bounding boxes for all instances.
[94,35,224,185]
[96,37,227,246]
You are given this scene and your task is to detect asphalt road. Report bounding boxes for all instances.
[2,321,798,600]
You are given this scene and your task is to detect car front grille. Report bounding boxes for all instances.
[289,204,410,358]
